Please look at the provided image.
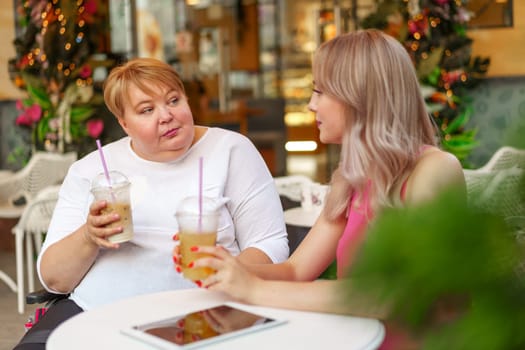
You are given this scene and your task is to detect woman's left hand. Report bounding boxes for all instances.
[192,245,261,302]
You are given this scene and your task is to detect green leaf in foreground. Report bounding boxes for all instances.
[347,188,525,349]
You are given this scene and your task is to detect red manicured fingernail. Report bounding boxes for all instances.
[195,280,202,287]
[188,261,194,268]
[190,246,198,252]
[172,233,178,240]
[172,256,178,263]
[176,266,182,273]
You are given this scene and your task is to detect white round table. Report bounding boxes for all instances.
[48,289,385,350]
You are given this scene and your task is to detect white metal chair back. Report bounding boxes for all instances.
[11,185,61,314]
[477,146,525,172]
[479,167,524,218]
[464,146,525,218]
[0,151,77,218]
[463,170,491,205]
[0,151,75,313]
[14,185,60,248]
[464,148,525,278]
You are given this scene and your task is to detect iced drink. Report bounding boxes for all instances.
[179,230,217,281]
[91,171,134,243]
[100,202,133,243]
[176,196,220,281]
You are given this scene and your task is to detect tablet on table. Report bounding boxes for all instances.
[121,303,286,349]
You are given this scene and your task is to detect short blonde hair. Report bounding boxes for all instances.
[316,30,438,218]
[103,58,186,119]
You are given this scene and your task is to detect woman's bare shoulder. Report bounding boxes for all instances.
[417,147,463,175]
[405,147,466,204]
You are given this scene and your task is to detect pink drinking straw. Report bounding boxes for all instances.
[198,156,203,232]
[96,139,116,202]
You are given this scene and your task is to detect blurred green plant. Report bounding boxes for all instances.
[347,188,525,349]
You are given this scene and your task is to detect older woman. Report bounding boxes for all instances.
[15,58,289,350]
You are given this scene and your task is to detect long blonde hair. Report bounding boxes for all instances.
[316,30,438,219]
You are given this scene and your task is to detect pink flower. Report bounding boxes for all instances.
[79,64,92,79]
[15,103,42,127]
[87,118,104,138]
[80,0,98,23]
[84,0,98,15]
[442,69,465,85]
[408,17,428,36]
[15,114,32,127]
[17,54,30,69]
[26,104,42,122]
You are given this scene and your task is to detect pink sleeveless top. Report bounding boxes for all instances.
[336,145,431,349]
[336,184,374,278]
[336,182,413,350]
[336,178,411,277]
[337,145,431,276]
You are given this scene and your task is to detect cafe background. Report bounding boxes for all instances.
[0,0,523,175]
[0,1,524,348]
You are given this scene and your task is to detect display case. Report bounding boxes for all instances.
[257,0,376,154]
[257,0,318,153]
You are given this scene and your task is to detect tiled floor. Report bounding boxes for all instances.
[0,250,41,350]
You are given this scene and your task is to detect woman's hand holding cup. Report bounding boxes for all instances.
[174,196,220,284]
[83,199,124,249]
[189,245,261,303]
[90,171,134,244]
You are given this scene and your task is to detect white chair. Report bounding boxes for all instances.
[0,151,76,313]
[480,167,523,218]
[0,151,77,219]
[11,185,61,314]
[476,146,525,172]
[463,170,492,203]
[464,146,525,219]
[506,216,525,245]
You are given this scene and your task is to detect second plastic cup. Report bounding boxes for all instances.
[176,196,220,281]
[91,171,134,244]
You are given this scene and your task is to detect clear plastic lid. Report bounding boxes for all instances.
[176,196,220,216]
[91,170,129,190]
